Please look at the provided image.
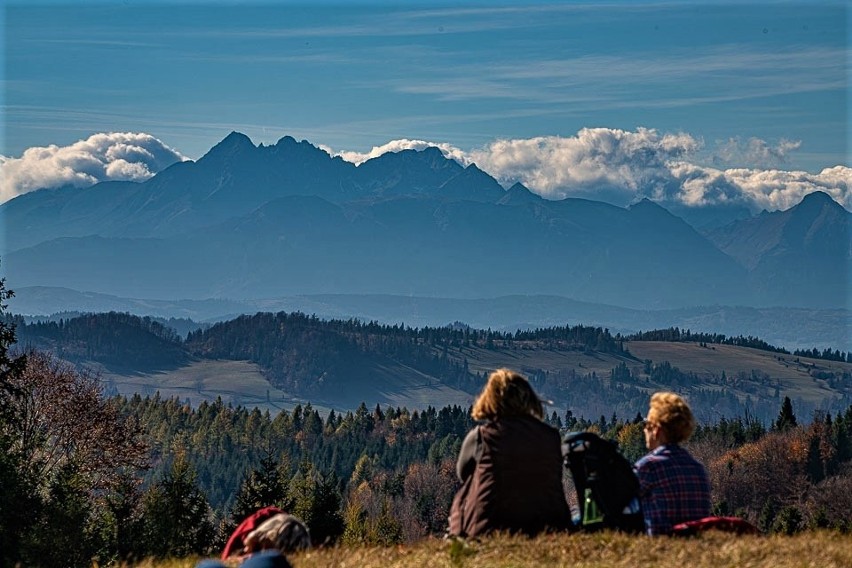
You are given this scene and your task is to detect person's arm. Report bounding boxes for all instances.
[456,426,480,481]
[635,458,669,535]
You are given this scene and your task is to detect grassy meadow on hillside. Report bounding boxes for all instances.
[132,531,852,568]
[89,338,852,417]
[627,342,852,404]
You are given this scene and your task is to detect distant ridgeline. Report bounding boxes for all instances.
[629,326,852,362]
[9,310,852,423]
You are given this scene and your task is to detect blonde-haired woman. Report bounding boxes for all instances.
[448,369,571,537]
[635,392,711,535]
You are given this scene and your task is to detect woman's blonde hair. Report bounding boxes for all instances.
[647,391,696,444]
[472,368,544,421]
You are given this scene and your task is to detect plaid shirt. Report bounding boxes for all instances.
[635,444,711,535]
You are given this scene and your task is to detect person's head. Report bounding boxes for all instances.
[643,391,695,449]
[472,368,544,421]
[243,513,311,555]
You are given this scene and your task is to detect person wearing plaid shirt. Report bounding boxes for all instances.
[635,392,711,535]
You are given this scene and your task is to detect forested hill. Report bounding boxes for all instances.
[184,312,627,395]
[13,310,625,390]
[14,312,189,370]
[10,310,852,422]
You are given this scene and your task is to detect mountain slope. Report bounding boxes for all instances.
[2,132,848,311]
[5,190,749,307]
[706,191,852,308]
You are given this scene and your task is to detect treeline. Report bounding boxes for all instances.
[793,346,852,363]
[12,311,852,424]
[119,393,475,512]
[12,312,189,370]
[11,311,626,398]
[628,327,790,354]
[184,312,477,394]
[631,326,852,363]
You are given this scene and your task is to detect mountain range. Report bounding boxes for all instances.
[2,132,850,340]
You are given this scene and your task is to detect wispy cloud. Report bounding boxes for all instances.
[712,137,802,169]
[384,45,846,108]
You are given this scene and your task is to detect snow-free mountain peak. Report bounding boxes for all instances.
[199,131,256,161]
[3,133,848,312]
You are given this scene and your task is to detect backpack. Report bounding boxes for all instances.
[562,431,644,532]
[221,506,311,560]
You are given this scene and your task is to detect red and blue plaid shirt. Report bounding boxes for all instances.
[635,444,711,535]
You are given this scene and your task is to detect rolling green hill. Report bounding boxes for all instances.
[13,311,851,423]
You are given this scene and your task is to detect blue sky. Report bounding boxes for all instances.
[2,1,849,210]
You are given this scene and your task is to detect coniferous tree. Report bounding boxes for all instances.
[773,396,798,432]
[104,473,145,564]
[231,450,293,523]
[32,462,97,568]
[289,462,344,545]
[140,453,214,558]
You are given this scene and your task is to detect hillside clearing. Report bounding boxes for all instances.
[96,359,317,415]
[627,342,852,404]
[90,340,852,413]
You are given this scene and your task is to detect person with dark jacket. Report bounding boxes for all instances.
[449,368,571,538]
[635,392,711,535]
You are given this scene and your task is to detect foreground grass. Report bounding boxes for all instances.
[133,530,852,568]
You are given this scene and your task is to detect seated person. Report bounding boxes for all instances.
[199,511,310,568]
[449,368,571,537]
[635,392,711,535]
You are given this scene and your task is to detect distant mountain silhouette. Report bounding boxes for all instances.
[2,133,849,311]
[706,191,851,309]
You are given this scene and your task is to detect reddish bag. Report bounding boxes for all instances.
[222,506,285,559]
[672,516,760,536]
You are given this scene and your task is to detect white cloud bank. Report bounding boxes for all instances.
[320,138,470,166]
[0,132,187,203]
[4,129,849,213]
[328,128,851,212]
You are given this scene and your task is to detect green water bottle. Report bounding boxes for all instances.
[583,487,604,525]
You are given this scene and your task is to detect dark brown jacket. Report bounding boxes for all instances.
[449,415,571,537]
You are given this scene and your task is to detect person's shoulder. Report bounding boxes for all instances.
[527,415,562,436]
[635,448,669,470]
[670,444,703,464]
[680,448,709,473]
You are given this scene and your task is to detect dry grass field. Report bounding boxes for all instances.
[627,342,852,404]
[92,340,852,413]
[131,531,852,568]
[96,360,323,415]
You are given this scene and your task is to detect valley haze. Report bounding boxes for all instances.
[2,132,850,352]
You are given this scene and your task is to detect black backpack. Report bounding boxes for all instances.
[562,431,644,532]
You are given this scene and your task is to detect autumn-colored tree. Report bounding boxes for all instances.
[707,429,809,521]
[11,351,148,491]
[0,268,36,568]
[803,470,852,531]
[398,460,457,541]
[616,421,646,463]
[1,345,148,567]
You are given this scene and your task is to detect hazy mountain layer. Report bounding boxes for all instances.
[2,132,849,312]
